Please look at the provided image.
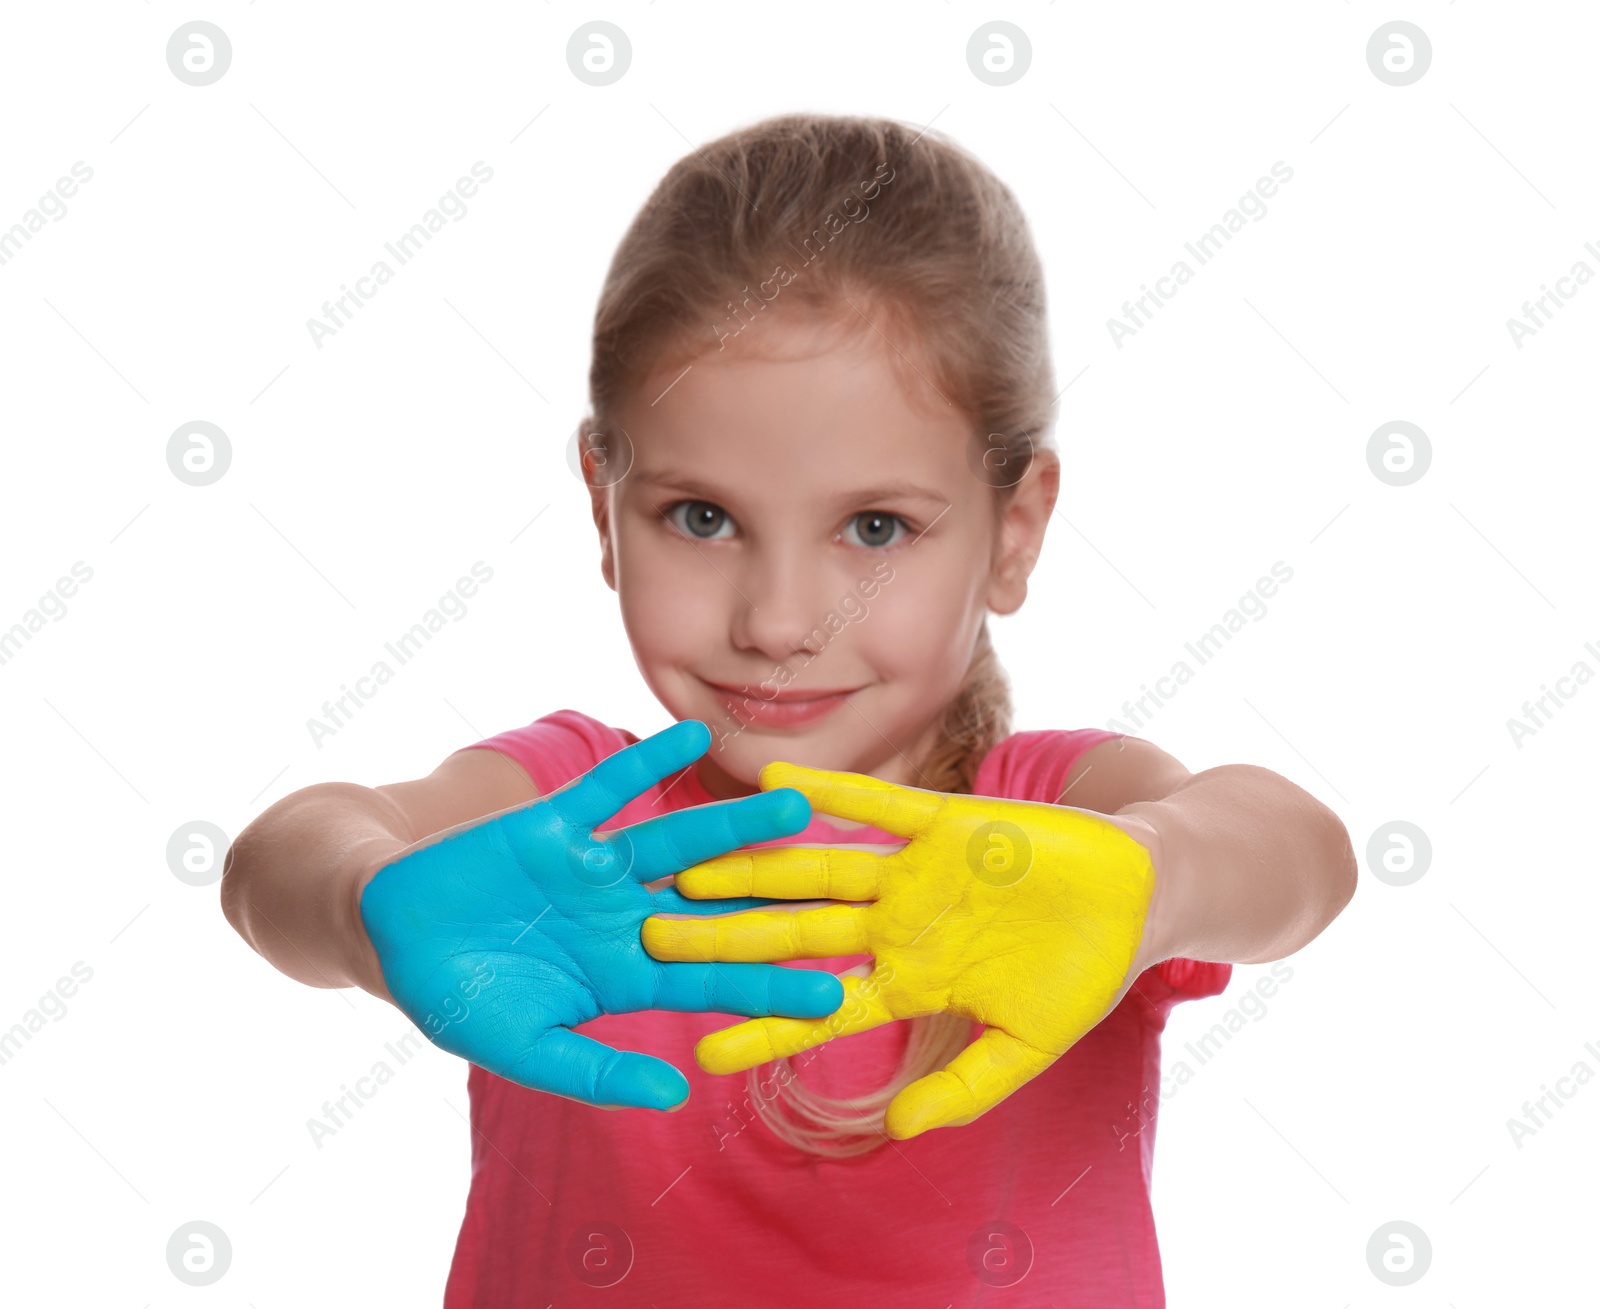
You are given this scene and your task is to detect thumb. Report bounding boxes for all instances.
[884,1027,1058,1139]
[477,1021,691,1111]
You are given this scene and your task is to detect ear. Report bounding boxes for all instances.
[591,484,617,592]
[985,448,1059,615]
[579,430,618,592]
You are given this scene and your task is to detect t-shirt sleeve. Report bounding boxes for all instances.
[975,727,1126,806]
[457,708,638,797]
[1147,954,1232,1000]
[980,728,1233,1005]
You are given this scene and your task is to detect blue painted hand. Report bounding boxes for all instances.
[358,720,845,1111]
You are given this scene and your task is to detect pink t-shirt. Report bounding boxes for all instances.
[445,710,1230,1308]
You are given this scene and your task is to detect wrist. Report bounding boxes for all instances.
[346,842,403,1003]
[1100,802,1184,976]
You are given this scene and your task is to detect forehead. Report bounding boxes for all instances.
[616,311,972,494]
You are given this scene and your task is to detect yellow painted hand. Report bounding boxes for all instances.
[641,762,1159,1140]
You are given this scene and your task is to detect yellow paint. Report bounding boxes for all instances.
[642,761,1157,1139]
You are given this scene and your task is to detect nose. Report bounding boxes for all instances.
[728,541,837,665]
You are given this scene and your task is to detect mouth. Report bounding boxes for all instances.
[700,677,864,728]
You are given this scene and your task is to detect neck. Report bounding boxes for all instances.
[692,747,758,802]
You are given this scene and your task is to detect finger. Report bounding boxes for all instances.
[883,1026,1058,1139]
[497,1025,691,1111]
[675,845,888,901]
[544,719,712,831]
[649,961,845,1018]
[647,886,783,916]
[693,973,898,1075]
[642,904,868,963]
[758,762,943,839]
[619,785,812,880]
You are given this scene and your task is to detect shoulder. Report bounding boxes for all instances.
[1057,733,1192,813]
[975,730,1192,811]
[973,727,1119,805]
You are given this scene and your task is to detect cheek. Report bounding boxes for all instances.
[616,534,725,662]
[858,570,978,680]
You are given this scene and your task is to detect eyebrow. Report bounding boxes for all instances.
[632,470,950,507]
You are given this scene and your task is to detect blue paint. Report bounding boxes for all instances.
[359,719,843,1110]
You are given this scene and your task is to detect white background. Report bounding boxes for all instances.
[1,2,1595,1304]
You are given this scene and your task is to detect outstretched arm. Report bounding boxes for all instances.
[1061,735,1359,972]
[643,737,1359,1137]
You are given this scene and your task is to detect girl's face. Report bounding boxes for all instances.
[590,308,1058,801]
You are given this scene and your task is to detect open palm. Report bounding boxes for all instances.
[358,721,845,1111]
[641,761,1157,1136]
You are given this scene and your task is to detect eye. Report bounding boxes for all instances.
[667,499,736,541]
[842,511,906,549]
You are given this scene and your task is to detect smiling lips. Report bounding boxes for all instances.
[703,679,862,728]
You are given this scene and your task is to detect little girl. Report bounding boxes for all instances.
[223,113,1356,1307]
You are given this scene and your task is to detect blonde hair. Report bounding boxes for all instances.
[579,113,1057,1154]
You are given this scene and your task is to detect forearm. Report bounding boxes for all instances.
[1116,764,1357,968]
[220,782,406,1001]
